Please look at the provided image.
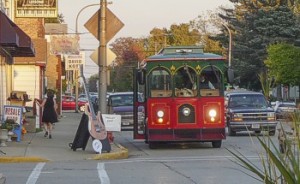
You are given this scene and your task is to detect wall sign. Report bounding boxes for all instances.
[16,0,58,18]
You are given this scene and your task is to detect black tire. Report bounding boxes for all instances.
[148,142,156,149]
[228,126,236,136]
[254,130,261,134]
[269,130,276,136]
[212,140,222,148]
[279,142,286,153]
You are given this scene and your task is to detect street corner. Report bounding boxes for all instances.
[88,143,128,160]
[0,156,49,163]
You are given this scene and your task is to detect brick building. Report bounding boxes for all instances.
[0,0,63,130]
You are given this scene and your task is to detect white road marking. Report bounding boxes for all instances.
[26,162,46,184]
[104,155,263,164]
[97,163,110,184]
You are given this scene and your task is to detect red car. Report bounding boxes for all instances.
[61,95,87,112]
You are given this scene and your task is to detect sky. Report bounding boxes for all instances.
[58,0,232,78]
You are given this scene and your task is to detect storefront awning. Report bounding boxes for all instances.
[11,25,35,57]
[0,11,19,47]
[0,11,35,57]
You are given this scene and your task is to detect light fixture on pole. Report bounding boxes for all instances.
[221,23,232,68]
[74,3,99,112]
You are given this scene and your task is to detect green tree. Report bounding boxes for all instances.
[109,37,145,92]
[145,23,201,55]
[88,74,98,92]
[190,10,225,54]
[217,1,300,90]
[265,43,300,98]
[44,13,65,23]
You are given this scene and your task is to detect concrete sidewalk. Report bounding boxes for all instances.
[0,112,128,163]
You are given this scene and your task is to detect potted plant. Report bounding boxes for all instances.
[3,119,17,142]
[0,122,9,146]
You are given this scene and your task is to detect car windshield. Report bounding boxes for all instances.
[228,94,268,108]
[111,95,133,107]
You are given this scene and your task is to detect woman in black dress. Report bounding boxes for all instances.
[35,91,58,139]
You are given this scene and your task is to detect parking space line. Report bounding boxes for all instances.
[97,163,110,184]
[26,162,45,184]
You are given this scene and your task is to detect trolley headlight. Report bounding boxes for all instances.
[208,109,217,122]
[157,110,164,123]
[157,110,164,118]
[182,107,191,116]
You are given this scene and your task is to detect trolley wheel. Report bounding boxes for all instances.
[212,140,222,148]
[148,142,157,149]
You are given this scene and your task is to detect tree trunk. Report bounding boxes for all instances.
[276,84,282,101]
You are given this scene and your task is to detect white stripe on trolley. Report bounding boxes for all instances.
[26,162,46,184]
[97,163,110,184]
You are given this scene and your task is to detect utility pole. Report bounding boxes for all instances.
[98,0,107,113]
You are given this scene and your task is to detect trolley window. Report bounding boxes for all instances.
[149,68,172,97]
[174,66,197,97]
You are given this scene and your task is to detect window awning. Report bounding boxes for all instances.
[0,11,19,47]
[0,11,35,57]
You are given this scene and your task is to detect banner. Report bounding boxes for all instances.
[16,0,58,18]
[50,35,80,55]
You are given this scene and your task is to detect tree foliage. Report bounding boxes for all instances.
[109,23,202,92]
[145,23,201,55]
[88,74,98,92]
[190,10,225,54]
[217,1,300,90]
[109,37,145,92]
[265,43,300,86]
[45,13,65,23]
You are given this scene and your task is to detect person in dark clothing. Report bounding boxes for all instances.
[35,91,58,139]
[199,73,215,89]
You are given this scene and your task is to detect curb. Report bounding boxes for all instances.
[0,143,128,163]
[89,143,128,160]
[0,156,49,163]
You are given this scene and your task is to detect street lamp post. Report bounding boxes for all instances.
[221,23,232,68]
[74,3,99,112]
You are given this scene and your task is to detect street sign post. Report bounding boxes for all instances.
[84,1,124,114]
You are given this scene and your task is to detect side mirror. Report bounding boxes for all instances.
[137,69,145,85]
[227,68,234,84]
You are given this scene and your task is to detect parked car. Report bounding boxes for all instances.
[107,92,144,129]
[61,95,87,112]
[225,90,277,136]
[274,101,298,119]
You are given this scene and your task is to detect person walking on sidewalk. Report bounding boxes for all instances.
[35,90,58,139]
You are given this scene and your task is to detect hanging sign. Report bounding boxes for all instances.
[65,52,85,71]
[50,35,80,55]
